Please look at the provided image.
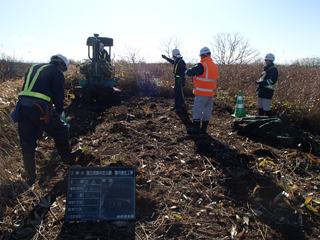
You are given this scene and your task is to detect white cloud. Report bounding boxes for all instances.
[9,35,36,42]
[22,36,36,42]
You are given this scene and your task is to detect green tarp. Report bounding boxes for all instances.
[233,116,307,149]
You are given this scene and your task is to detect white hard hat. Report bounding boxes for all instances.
[51,54,69,70]
[265,53,275,61]
[172,49,180,57]
[99,42,104,51]
[200,47,211,55]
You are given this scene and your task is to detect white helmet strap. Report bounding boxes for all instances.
[51,57,67,71]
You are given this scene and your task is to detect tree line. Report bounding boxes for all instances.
[1,32,320,81]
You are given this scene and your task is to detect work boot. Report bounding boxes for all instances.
[181,103,188,113]
[200,121,209,134]
[258,108,264,116]
[22,152,37,186]
[55,139,82,164]
[187,120,201,134]
[264,110,272,116]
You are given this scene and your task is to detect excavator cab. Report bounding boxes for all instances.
[76,33,122,103]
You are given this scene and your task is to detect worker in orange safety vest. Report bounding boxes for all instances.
[184,47,218,134]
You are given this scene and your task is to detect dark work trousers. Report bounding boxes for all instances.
[174,77,185,109]
[18,105,69,154]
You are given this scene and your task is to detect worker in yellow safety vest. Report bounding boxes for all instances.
[162,49,187,112]
[255,53,278,116]
[11,54,82,187]
[99,43,111,62]
[184,47,218,134]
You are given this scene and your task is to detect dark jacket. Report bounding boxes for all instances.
[19,64,66,114]
[99,49,111,62]
[185,63,204,76]
[256,63,279,99]
[164,57,187,79]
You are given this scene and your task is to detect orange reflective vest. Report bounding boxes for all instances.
[193,57,218,97]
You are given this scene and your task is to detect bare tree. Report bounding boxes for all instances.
[210,32,260,65]
[158,36,185,58]
[292,57,320,67]
[120,44,146,64]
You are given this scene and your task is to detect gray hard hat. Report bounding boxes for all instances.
[200,47,211,55]
[172,49,180,56]
[265,53,275,61]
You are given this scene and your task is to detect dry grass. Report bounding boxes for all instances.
[0,61,319,239]
[1,62,320,176]
[0,79,23,184]
[2,62,320,159]
[65,61,320,122]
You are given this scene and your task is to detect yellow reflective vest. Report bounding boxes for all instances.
[19,64,52,102]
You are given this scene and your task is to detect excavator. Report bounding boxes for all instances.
[74,33,122,103]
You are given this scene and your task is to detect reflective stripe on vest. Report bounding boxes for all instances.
[19,64,52,102]
[193,59,218,97]
[261,66,278,91]
[174,59,182,78]
[99,52,107,60]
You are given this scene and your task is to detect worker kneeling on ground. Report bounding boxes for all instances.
[11,54,82,187]
[184,47,218,134]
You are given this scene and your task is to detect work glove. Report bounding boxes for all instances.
[177,77,183,84]
[184,70,188,77]
[61,111,70,128]
[161,54,167,59]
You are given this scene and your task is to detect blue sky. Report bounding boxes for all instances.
[0,0,319,64]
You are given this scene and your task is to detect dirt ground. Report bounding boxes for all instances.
[3,93,320,240]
